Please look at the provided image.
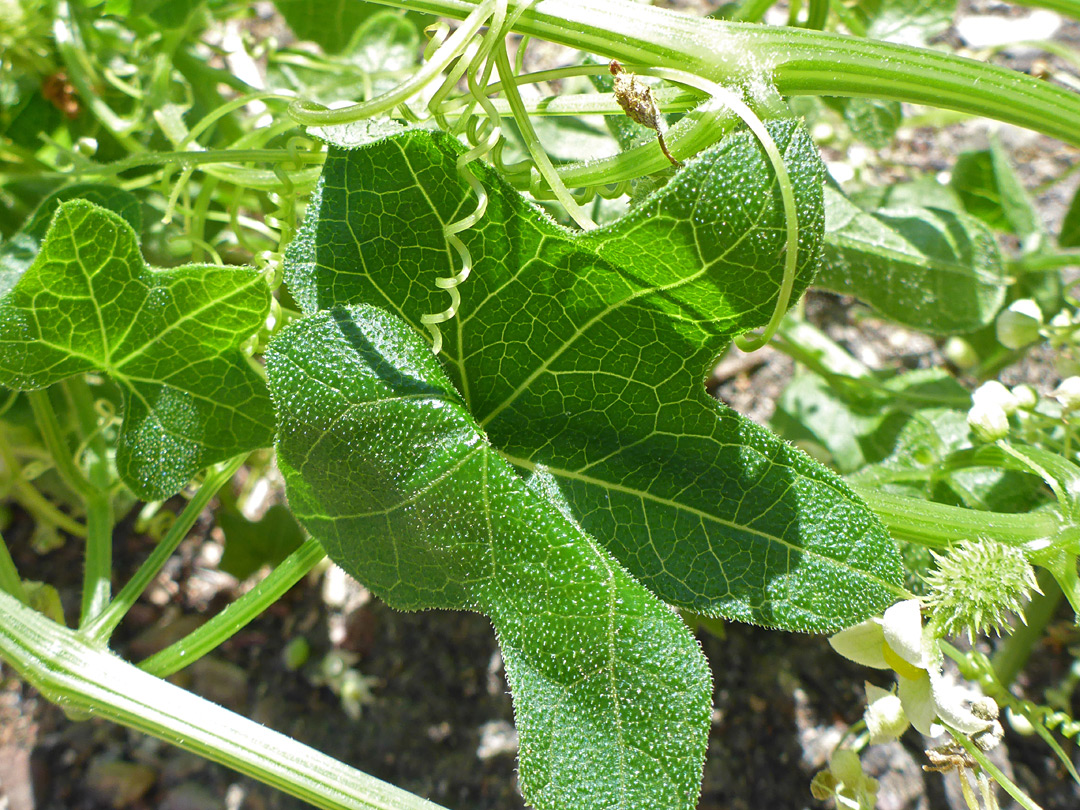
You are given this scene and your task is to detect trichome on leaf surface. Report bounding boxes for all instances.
[0,1,1079,809]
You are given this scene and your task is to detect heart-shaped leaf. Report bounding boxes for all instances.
[284,122,904,632]
[267,304,712,810]
[0,199,274,498]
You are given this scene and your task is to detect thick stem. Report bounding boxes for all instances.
[359,0,1080,148]
[0,589,448,810]
[139,537,325,678]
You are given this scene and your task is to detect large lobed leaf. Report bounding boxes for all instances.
[267,304,712,810]
[0,199,274,499]
[284,123,904,633]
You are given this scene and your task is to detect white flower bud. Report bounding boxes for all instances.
[1053,377,1080,411]
[968,403,1009,442]
[1051,309,1073,329]
[1011,384,1038,411]
[996,299,1043,349]
[973,381,1019,415]
[943,337,978,370]
[865,683,909,744]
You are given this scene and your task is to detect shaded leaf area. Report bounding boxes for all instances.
[0,199,274,499]
[772,367,970,475]
[267,11,420,107]
[823,97,903,149]
[950,142,1039,239]
[0,183,142,298]
[273,0,429,54]
[816,186,1007,334]
[267,305,712,810]
[218,504,305,581]
[285,124,904,633]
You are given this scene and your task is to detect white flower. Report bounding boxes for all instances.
[830,600,995,738]
[972,381,1019,415]
[967,403,1009,442]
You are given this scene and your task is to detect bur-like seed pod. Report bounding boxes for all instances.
[923,539,1039,642]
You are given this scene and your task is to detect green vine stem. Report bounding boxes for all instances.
[850,484,1064,548]
[138,537,325,678]
[358,0,1080,149]
[0,589,447,810]
[990,569,1062,690]
[947,728,1042,810]
[26,388,114,626]
[0,530,29,605]
[82,455,248,645]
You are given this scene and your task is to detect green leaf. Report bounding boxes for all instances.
[1061,182,1080,248]
[0,199,274,499]
[816,186,1007,334]
[267,304,712,810]
[856,0,955,45]
[273,0,427,54]
[950,141,1039,239]
[1,183,142,298]
[284,123,904,632]
[218,504,306,581]
[772,368,969,474]
[848,410,1047,514]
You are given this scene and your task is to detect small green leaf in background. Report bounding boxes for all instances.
[268,304,712,810]
[849,409,1046,514]
[0,199,274,499]
[856,0,956,45]
[0,182,142,298]
[218,504,305,580]
[772,368,969,474]
[823,97,903,148]
[285,123,904,633]
[274,0,428,55]
[950,139,1040,240]
[816,186,1007,334]
[1061,182,1080,248]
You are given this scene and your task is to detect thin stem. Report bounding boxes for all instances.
[643,67,799,352]
[0,530,29,605]
[27,389,92,499]
[1010,249,1080,273]
[991,569,1062,690]
[852,484,1063,548]
[493,43,596,229]
[947,730,1042,810]
[80,491,113,629]
[139,537,325,678]
[66,378,116,627]
[0,430,87,537]
[0,589,448,810]
[82,455,247,644]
